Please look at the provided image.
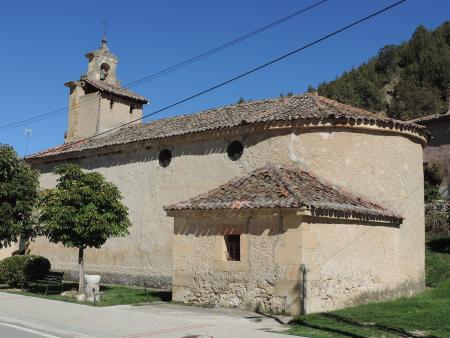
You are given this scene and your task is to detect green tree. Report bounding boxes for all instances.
[317,21,450,120]
[375,44,400,74]
[39,164,130,293]
[307,85,316,93]
[388,83,443,120]
[0,144,39,249]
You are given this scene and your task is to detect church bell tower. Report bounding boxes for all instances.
[85,37,120,86]
[64,37,148,143]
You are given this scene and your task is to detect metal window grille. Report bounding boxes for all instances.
[225,235,240,261]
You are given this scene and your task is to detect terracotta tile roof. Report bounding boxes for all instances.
[82,78,149,103]
[27,93,426,160]
[409,112,450,124]
[165,164,403,224]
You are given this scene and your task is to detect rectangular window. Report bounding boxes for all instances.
[225,235,240,261]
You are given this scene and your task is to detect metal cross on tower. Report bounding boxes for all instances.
[101,20,109,40]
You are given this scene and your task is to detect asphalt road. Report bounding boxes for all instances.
[0,322,60,338]
[0,292,295,338]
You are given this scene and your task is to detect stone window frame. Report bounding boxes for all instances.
[225,234,240,261]
[214,232,249,272]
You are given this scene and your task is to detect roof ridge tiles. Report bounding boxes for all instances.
[82,77,149,103]
[270,164,303,200]
[164,163,403,225]
[27,93,427,160]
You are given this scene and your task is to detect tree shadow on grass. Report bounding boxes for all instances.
[98,285,172,302]
[321,313,438,338]
[294,317,365,338]
[23,282,172,302]
[427,237,450,254]
[22,281,78,295]
[146,290,172,302]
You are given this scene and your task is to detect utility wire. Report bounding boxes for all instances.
[31,0,408,158]
[122,0,328,90]
[0,0,327,131]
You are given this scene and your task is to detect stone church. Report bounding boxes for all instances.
[25,39,428,314]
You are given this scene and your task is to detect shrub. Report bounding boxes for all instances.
[425,161,444,187]
[0,255,50,287]
[0,255,30,287]
[424,161,444,203]
[26,256,51,281]
[425,182,442,203]
[425,204,449,235]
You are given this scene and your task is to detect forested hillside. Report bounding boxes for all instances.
[314,22,450,120]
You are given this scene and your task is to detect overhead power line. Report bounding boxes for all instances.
[32,0,408,158]
[0,0,328,132]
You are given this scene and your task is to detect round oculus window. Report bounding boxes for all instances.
[227,141,244,161]
[159,149,172,167]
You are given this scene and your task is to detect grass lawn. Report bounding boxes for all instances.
[287,236,450,338]
[4,282,171,306]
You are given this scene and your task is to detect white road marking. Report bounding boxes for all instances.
[0,322,62,338]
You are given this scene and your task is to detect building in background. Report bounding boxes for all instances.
[410,94,450,199]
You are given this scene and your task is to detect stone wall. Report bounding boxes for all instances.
[0,242,19,260]
[305,219,423,312]
[172,213,300,314]
[290,128,426,303]
[171,211,422,315]
[66,89,143,143]
[98,94,142,134]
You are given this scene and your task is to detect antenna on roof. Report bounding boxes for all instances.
[24,128,32,157]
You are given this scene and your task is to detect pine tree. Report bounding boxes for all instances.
[317,21,450,120]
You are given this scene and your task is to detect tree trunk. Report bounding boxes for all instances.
[78,247,85,294]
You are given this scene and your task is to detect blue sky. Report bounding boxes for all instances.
[0,0,449,156]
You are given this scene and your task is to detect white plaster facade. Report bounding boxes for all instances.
[29,126,425,298]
